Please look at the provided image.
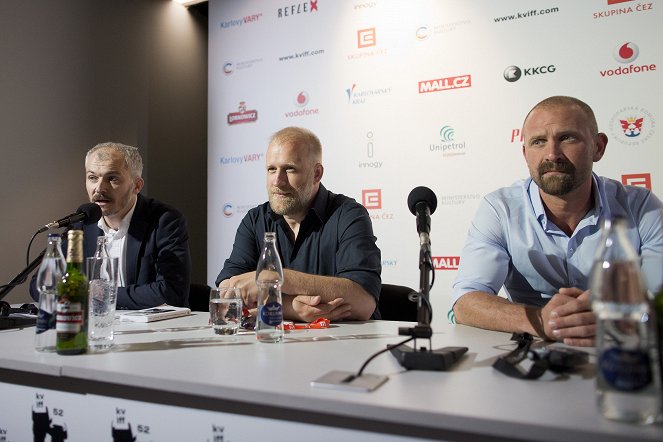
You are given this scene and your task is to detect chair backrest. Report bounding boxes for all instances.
[378,283,418,321]
[189,283,212,312]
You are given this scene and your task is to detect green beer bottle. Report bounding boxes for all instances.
[56,230,89,355]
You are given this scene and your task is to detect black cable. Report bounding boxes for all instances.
[356,336,415,377]
[26,230,40,267]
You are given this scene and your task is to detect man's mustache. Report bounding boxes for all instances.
[538,161,575,175]
[93,193,110,202]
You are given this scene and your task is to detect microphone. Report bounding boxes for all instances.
[37,203,102,233]
[407,186,437,247]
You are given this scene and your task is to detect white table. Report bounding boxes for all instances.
[0,314,661,441]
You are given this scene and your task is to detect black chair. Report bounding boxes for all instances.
[188,283,212,312]
[378,284,418,321]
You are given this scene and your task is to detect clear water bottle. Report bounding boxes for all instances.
[35,233,66,352]
[255,232,284,343]
[590,217,662,424]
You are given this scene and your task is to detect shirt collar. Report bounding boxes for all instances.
[98,198,137,238]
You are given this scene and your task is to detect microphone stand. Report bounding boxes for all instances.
[389,233,467,371]
[0,250,44,317]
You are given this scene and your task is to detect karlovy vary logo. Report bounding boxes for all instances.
[227,101,258,125]
[608,105,656,146]
[346,83,392,104]
[285,91,319,118]
[600,42,656,77]
[430,126,466,157]
[219,12,263,29]
[278,1,318,18]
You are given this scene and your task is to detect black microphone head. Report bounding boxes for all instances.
[407,186,437,215]
[77,202,102,224]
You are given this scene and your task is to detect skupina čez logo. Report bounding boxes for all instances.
[503,64,555,82]
[227,101,258,125]
[609,105,655,146]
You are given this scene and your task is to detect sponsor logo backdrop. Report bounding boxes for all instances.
[209,0,661,315]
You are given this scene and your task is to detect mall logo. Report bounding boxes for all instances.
[227,101,258,125]
[609,105,656,146]
[600,42,656,77]
[622,173,652,190]
[357,28,376,48]
[593,0,653,19]
[284,91,319,118]
[362,189,382,209]
[432,256,460,270]
[430,126,466,157]
[346,84,392,104]
[418,74,471,93]
[503,64,556,82]
[219,12,263,30]
[278,1,318,18]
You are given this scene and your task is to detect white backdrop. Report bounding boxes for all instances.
[208,0,661,316]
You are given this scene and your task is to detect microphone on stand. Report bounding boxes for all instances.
[389,186,468,371]
[37,203,102,233]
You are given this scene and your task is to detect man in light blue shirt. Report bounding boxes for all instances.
[451,96,663,347]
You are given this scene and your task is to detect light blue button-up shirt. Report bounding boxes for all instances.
[451,174,663,309]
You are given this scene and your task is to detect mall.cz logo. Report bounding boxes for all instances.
[622,173,652,190]
[220,12,263,29]
[418,75,471,93]
[600,42,656,77]
[504,65,555,82]
[494,6,560,22]
[362,189,382,209]
[358,28,376,48]
[227,101,258,125]
[432,256,460,270]
[593,1,653,19]
[278,1,318,18]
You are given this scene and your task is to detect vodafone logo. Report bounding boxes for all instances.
[295,91,309,107]
[432,256,460,270]
[613,42,639,63]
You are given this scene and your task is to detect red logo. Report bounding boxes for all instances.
[622,173,651,190]
[607,0,633,4]
[357,28,376,48]
[227,101,258,125]
[511,128,524,143]
[419,75,471,94]
[432,256,460,270]
[362,189,382,209]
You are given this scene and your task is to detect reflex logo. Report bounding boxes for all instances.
[503,65,555,82]
[223,203,234,217]
[362,189,382,209]
[278,1,318,18]
[418,74,471,93]
[432,256,460,270]
[609,106,656,146]
[357,28,376,48]
[227,101,258,125]
[614,42,639,63]
[622,173,652,190]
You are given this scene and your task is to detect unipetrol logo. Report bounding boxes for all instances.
[593,1,653,19]
[418,74,471,94]
[223,63,234,75]
[601,42,655,77]
[227,101,258,125]
[219,152,264,166]
[346,84,392,104]
[613,42,639,63]
[220,12,263,30]
[503,65,556,82]
[357,28,376,48]
[278,1,318,18]
[285,91,319,118]
[432,256,460,270]
[622,173,652,190]
[430,126,466,157]
[362,189,382,209]
[609,106,656,146]
[223,203,234,217]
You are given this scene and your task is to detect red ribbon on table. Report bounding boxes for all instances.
[280,318,330,330]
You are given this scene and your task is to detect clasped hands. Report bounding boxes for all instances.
[219,271,352,322]
[540,288,595,347]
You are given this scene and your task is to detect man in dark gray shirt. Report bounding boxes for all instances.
[216,127,381,321]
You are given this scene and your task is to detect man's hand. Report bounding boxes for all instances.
[219,272,259,309]
[541,288,595,347]
[289,295,352,322]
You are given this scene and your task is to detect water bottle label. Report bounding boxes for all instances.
[599,348,652,391]
[260,302,283,326]
[35,309,55,334]
[56,301,83,332]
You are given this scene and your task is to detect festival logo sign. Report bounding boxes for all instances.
[432,256,461,270]
[284,91,319,118]
[503,64,556,82]
[430,126,467,157]
[227,101,258,125]
[219,152,264,166]
[621,173,652,190]
[609,105,655,146]
[418,74,471,93]
[219,12,263,30]
[600,42,656,77]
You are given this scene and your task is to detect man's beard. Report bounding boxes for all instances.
[534,161,578,196]
[268,185,314,216]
